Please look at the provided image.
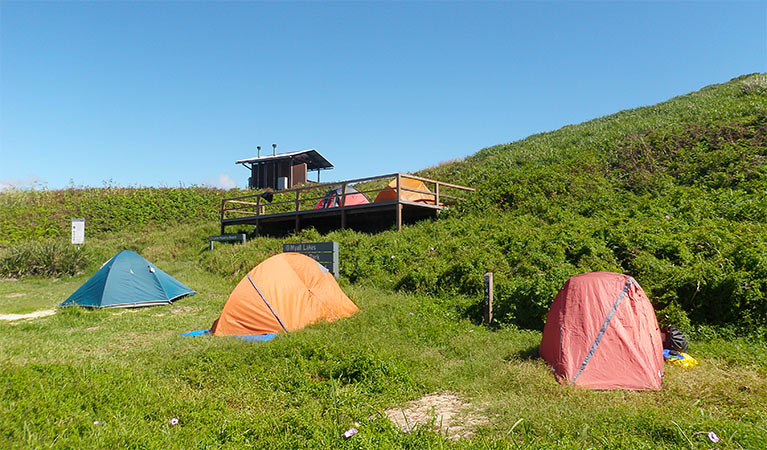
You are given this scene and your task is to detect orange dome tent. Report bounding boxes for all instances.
[374,177,437,205]
[212,253,358,337]
[540,272,664,390]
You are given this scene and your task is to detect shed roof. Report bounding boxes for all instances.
[236,149,333,171]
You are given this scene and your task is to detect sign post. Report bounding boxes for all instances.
[71,218,85,246]
[484,272,493,325]
[282,242,339,278]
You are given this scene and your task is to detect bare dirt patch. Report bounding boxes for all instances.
[0,309,56,321]
[384,392,488,440]
[0,292,27,298]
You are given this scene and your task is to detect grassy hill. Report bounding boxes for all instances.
[4,73,765,331]
[1,74,766,448]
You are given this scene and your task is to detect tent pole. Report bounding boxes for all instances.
[247,274,288,333]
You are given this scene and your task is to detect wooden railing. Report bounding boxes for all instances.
[220,173,475,221]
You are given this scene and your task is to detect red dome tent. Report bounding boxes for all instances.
[540,272,664,390]
[313,186,370,209]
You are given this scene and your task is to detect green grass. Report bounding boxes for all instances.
[3,74,766,331]
[0,278,82,314]
[2,74,767,448]
[1,226,766,449]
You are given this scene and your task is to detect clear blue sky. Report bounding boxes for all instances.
[1,1,765,190]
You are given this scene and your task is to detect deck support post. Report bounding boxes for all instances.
[341,182,348,229]
[396,173,402,231]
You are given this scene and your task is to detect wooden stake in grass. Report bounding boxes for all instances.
[484,272,493,325]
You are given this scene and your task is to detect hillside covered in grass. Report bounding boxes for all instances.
[3,74,765,332]
[1,74,766,449]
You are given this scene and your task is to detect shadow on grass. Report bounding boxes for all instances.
[504,344,540,361]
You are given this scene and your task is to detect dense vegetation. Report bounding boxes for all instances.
[3,74,765,332]
[2,224,766,449]
[1,74,766,449]
[0,185,243,243]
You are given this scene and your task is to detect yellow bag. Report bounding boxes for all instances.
[668,352,698,368]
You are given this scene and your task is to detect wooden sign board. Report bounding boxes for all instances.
[208,233,247,250]
[283,241,339,278]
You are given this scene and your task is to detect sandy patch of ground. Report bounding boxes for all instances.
[0,309,56,321]
[384,392,488,440]
[0,292,27,298]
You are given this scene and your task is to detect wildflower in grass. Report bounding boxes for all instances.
[170,418,179,425]
[342,427,358,438]
[93,421,103,425]
[469,329,474,333]
[409,312,414,316]
[708,432,719,443]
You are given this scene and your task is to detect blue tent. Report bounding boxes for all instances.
[60,250,195,308]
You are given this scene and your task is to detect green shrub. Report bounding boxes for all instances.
[0,186,242,244]
[2,74,765,331]
[0,240,90,278]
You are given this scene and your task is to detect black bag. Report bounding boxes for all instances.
[661,325,689,352]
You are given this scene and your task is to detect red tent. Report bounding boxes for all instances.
[540,272,664,390]
[313,186,369,209]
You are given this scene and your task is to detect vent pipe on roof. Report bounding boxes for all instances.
[257,146,261,158]
[272,143,277,156]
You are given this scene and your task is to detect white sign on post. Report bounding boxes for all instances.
[71,218,85,245]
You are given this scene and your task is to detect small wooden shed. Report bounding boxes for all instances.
[236,149,334,190]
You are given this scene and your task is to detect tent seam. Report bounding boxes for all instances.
[308,288,340,320]
[149,265,171,302]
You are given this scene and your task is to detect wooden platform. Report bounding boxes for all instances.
[220,173,474,236]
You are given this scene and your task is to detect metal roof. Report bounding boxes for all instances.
[236,149,333,171]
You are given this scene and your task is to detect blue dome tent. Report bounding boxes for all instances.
[60,250,195,308]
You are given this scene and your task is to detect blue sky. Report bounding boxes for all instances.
[1,1,765,190]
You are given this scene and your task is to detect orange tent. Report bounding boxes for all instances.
[374,177,437,204]
[539,272,664,390]
[212,253,358,336]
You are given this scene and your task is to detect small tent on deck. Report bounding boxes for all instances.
[60,250,195,308]
[539,272,664,390]
[313,185,370,209]
[211,253,358,338]
[374,177,437,205]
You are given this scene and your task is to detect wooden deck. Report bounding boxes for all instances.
[220,173,474,236]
